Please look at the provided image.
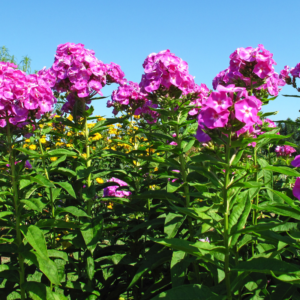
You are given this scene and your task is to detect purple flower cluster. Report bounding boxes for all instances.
[40,43,125,113]
[196,84,262,142]
[140,49,198,96]
[188,83,210,116]
[275,145,296,157]
[212,45,285,96]
[103,177,131,198]
[0,62,56,127]
[134,100,159,124]
[108,81,148,115]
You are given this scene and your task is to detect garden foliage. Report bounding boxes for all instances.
[1,43,300,300]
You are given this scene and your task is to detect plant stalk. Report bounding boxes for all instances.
[6,116,25,300]
[223,132,232,300]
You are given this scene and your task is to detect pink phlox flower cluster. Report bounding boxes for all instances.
[212,45,283,96]
[134,100,159,124]
[275,145,296,157]
[293,178,300,200]
[291,155,300,168]
[188,83,209,116]
[290,63,300,78]
[0,62,56,127]
[140,49,198,96]
[103,177,131,198]
[196,84,262,143]
[109,81,148,115]
[49,43,125,99]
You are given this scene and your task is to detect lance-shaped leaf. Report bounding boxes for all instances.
[164,212,186,238]
[55,206,90,218]
[263,165,300,177]
[81,215,103,253]
[151,284,222,300]
[55,182,76,198]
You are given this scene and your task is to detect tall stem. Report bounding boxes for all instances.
[6,117,25,300]
[174,123,200,283]
[252,146,259,255]
[85,116,92,216]
[39,138,55,218]
[223,132,232,300]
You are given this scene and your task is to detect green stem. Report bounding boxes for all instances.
[6,116,25,300]
[223,132,232,300]
[84,116,92,216]
[252,147,259,255]
[174,123,200,283]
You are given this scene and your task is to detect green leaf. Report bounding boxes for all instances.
[128,244,171,289]
[81,215,103,253]
[0,211,13,219]
[183,139,195,153]
[232,181,263,189]
[47,249,68,261]
[167,181,184,193]
[232,257,299,275]
[151,284,221,300]
[55,206,90,218]
[164,212,186,238]
[229,189,253,246]
[47,149,77,157]
[49,155,67,167]
[23,282,55,300]
[253,204,300,220]
[22,250,60,286]
[30,175,55,188]
[20,198,47,213]
[36,219,80,229]
[86,254,95,281]
[55,182,76,198]
[170,251,190,288]
[263,165,300,177]
[22,225,48,260]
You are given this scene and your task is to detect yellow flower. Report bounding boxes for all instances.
[67,114,73,121]
[67,132,72,136]
[47,122,53,127]
[133,160,140,166]
[87,123,95,128]
[154,167,158,172]
[107,202,113,209]
[25,139,30,143]
[66,143,73,148]
[81,153,87,158]
[23,144,28,148]
[133,126,139,131]
[96,178,104,184]
[39,124,44,128]
[46,147,50,150]
[50,157,58,162]
[40,138,47,144]
[29,145,37,150]
[38,193,42,197]
[97,116,106,122]
[134,115,140,119]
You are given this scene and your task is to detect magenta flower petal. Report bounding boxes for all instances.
[293,178,300,200]
[291,155,300,167]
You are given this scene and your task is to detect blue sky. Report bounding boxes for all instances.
[2,0,300,121]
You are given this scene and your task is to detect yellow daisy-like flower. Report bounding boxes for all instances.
[96,178,104,184]
[87,123,95,128]
[133,160,140,166]
[50,157,58,162]
[46,147,50,150]
[97,116,106,122]
[107,202,113,209]
[23,144,28,148]
[134,115,140,119]
[81,153,87,158]
[40,138,47,144]
[66,143,73,148]
[154,167,158,172]
[29,144,37,150]
[67,132,72,136]
[25,139,30,143]
[133,126,139,131]
[39,124,44,128]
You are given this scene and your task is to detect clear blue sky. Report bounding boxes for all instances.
[2,0,300,121]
